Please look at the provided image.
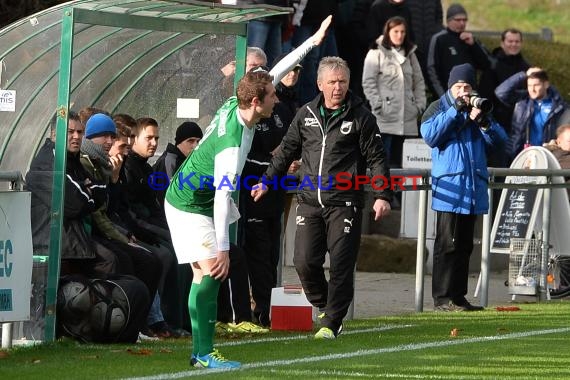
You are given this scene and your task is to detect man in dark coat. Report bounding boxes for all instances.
[427,3,491,97]
[26,112,151,343]
[479,28,531,135]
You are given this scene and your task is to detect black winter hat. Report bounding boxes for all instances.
[448,63,475,89]
[175,122,203,145]
[446,3,467,20]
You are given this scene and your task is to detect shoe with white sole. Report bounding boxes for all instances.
[194,349,240,369]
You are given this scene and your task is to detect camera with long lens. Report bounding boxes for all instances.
[468,94,493,113]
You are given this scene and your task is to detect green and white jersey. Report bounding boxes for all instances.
[166,96,254,217]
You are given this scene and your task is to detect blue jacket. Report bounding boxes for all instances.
[421,91,507,214]
[495,71,570,162]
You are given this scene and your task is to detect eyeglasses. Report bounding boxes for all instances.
[452,17,468,22]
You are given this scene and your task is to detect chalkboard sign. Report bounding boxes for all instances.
[490,148,548,254]
[491,187,541,252]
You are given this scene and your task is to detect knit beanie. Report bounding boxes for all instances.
[175,122,203,145]
[85,113,116,139]
[448,63,476,88]
[446,3,467,20]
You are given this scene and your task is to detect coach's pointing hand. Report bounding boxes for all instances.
[373,199,391,221]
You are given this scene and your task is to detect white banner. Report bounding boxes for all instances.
[0,191,33,322]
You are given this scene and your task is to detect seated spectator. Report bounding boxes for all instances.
[26,111,150,343]
[106,117,183,338]
[496,67,570,164]
[123,118,169,227]
[79,112,163,332]
[119,116,193,335]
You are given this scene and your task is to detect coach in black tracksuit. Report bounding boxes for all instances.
[253,57,392,338]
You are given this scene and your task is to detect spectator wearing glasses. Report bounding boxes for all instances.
[426,3,492,97]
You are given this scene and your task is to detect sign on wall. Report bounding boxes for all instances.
[0,90,16,112]
[0,191,33,322]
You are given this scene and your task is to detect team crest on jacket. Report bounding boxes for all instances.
[304,117,319,127]
[274,114,284,128]
[340,121,353,135]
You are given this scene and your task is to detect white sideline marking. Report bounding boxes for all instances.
[261,369,444,379]
[217,324,413,347]
[122,327,570,380]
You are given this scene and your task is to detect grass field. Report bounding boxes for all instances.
[2,302,570,379]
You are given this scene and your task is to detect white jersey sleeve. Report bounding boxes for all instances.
[270,37,315,85]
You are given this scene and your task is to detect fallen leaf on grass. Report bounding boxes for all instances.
[0,351,9,359]
[496,327,510,334]
[450,328,459,337]
[32,359,41,364]
[496,306,521,312]
[127,348,153,356]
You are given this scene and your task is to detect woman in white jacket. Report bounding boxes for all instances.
[362,16,426,166]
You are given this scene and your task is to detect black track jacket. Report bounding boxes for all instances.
[265,92,392,208]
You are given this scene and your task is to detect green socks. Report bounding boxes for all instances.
[189,274,221,356]
[188,281,200,356]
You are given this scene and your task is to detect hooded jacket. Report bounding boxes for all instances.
[265,91,392,208]
[495,71,570,162]
[362,35,426,136]
[421,91,507,214]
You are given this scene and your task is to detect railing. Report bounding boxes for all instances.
[3,167,569,346]
[390,167,570,313]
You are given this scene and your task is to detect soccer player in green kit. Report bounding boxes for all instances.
[165,16,332,369]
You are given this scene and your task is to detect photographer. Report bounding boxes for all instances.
[420,63,507,312]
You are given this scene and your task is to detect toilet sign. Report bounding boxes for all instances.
[0,191,33,322]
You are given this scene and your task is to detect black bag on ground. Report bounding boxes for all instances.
[57,273,150,343]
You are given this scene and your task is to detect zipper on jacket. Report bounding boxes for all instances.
[308,106,327,208]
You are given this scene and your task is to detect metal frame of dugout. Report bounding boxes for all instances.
[0,0,293,346]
